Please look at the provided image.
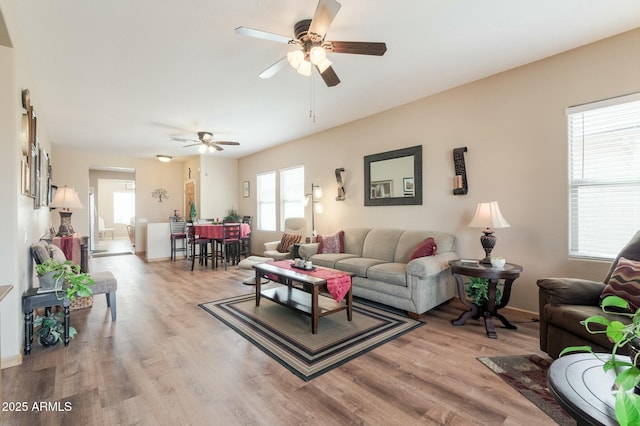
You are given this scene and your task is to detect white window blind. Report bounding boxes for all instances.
[280,165,304,230]
[256,171,276,231]
[567,93,640,260]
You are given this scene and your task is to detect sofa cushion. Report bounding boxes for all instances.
[31,241,51,264]
[341,228,371,257]
[317,230,344,254]
[310,253,358,269]
[335,257,386,278]
[276,233,301,253]
[601,256,640,310]
[367,263,407,287]
[543,303,629,351]
[361,229,403,262]
[409,237,437,260]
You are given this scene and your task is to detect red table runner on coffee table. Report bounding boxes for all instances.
[268,260,352,303]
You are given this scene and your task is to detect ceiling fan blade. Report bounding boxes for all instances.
[309,0,341,40]
[214,141,240,146]
[211,144,224,151]
[182,143,202,148]
[326,41,387,56]
[235,26,293,44]
[316,64,340,87]
[259,57,288,79]
[172,137,198,143]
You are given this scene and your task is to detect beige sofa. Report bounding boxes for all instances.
[299,228,459,318]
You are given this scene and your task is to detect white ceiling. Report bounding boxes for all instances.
[11,0,640,160]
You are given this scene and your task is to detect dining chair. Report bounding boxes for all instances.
[239,216,252,259]
[215,223,241,270]
[186,223,213,271]
[169,217,187,261]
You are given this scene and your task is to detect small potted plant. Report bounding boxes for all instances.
[33,311,77,347]
[35,259,73,291]
[560,295,640,425]
[465,276,502,307]
[224,207,241,222]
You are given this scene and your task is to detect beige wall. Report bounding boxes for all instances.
[239,28,640,313]
[0,0,55,365]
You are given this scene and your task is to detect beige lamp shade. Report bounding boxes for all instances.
[50,186,84,210]
[468,201,510,230]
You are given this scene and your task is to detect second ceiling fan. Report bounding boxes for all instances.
[235,0,387,87]
[172,132,240,153]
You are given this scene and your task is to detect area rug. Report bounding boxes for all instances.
[478,354,574,425]
[199,293,424,381]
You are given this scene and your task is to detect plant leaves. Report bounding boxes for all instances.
[559,346,593,357]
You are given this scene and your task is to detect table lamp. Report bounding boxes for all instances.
[468,201,510,264]
[49,186,84,237]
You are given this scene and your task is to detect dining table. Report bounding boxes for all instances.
[193,223,251,240]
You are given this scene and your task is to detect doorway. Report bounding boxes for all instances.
[88,168,136,256]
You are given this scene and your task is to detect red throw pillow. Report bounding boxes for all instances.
[276,233,301,253]
[409,237,437,260]
[318,231,345,254]
[601,257,640,310]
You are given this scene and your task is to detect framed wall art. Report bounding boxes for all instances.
[242,181,250,198]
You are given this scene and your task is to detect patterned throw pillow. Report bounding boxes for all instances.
[409,237,437,260]
[276,233,301,253]
[601,257,640,310]
[318,231,345,254]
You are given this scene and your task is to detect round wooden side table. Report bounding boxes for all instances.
[449,259,523,339]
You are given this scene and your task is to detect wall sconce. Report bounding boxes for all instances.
[304,183,323,236]
[49,186,84,236]
[335,168,346,201]
[452,147,468,195]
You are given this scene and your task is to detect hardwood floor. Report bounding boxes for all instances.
[3,254,557,425]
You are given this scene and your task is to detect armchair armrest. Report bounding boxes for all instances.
[537,277,605,306]
[264,241,280,251]
[407,252,459,279]
[298,243,319,259]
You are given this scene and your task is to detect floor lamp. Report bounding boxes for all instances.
[304,183,323,237]
[49,186,84,237]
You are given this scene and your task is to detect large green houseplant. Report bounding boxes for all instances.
[35,258,95,301]
[560,295,640,425]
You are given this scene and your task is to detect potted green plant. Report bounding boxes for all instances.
[33,311,77,347]
[465,277,502,307]
[560,295,640,425]
[224,207,241,222]
[35,259,94,301]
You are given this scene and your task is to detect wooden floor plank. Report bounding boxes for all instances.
[3,254,556,425]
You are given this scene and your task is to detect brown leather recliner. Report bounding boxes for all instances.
[537,230,640,358]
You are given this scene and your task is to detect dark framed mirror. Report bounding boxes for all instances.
[364,145,422,206]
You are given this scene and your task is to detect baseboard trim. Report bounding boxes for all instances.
[2,353,22,369]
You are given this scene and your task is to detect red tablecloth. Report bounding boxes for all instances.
[269,260,352,303]
[52,235,81,265]
[194,223,251,239]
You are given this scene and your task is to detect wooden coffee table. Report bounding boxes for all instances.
[253,262,353,334]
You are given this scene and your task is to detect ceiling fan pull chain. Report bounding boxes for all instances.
[309,72,316,123]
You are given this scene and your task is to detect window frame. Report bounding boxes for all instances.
[279,165,305,231]
[256,171,276,232]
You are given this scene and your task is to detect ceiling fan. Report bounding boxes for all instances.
[171,132,240,153]
[235,0,386,87]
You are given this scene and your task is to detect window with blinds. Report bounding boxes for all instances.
[280,165,304,231]
[256,171,276,232]
[567,93,640,260]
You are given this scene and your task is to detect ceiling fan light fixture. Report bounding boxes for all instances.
[309,45,326,65]
[297,59,312,76]
[208,145,216,153]
[156,155,172,163]
[287,49,305,69]
[198,145,207,154]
